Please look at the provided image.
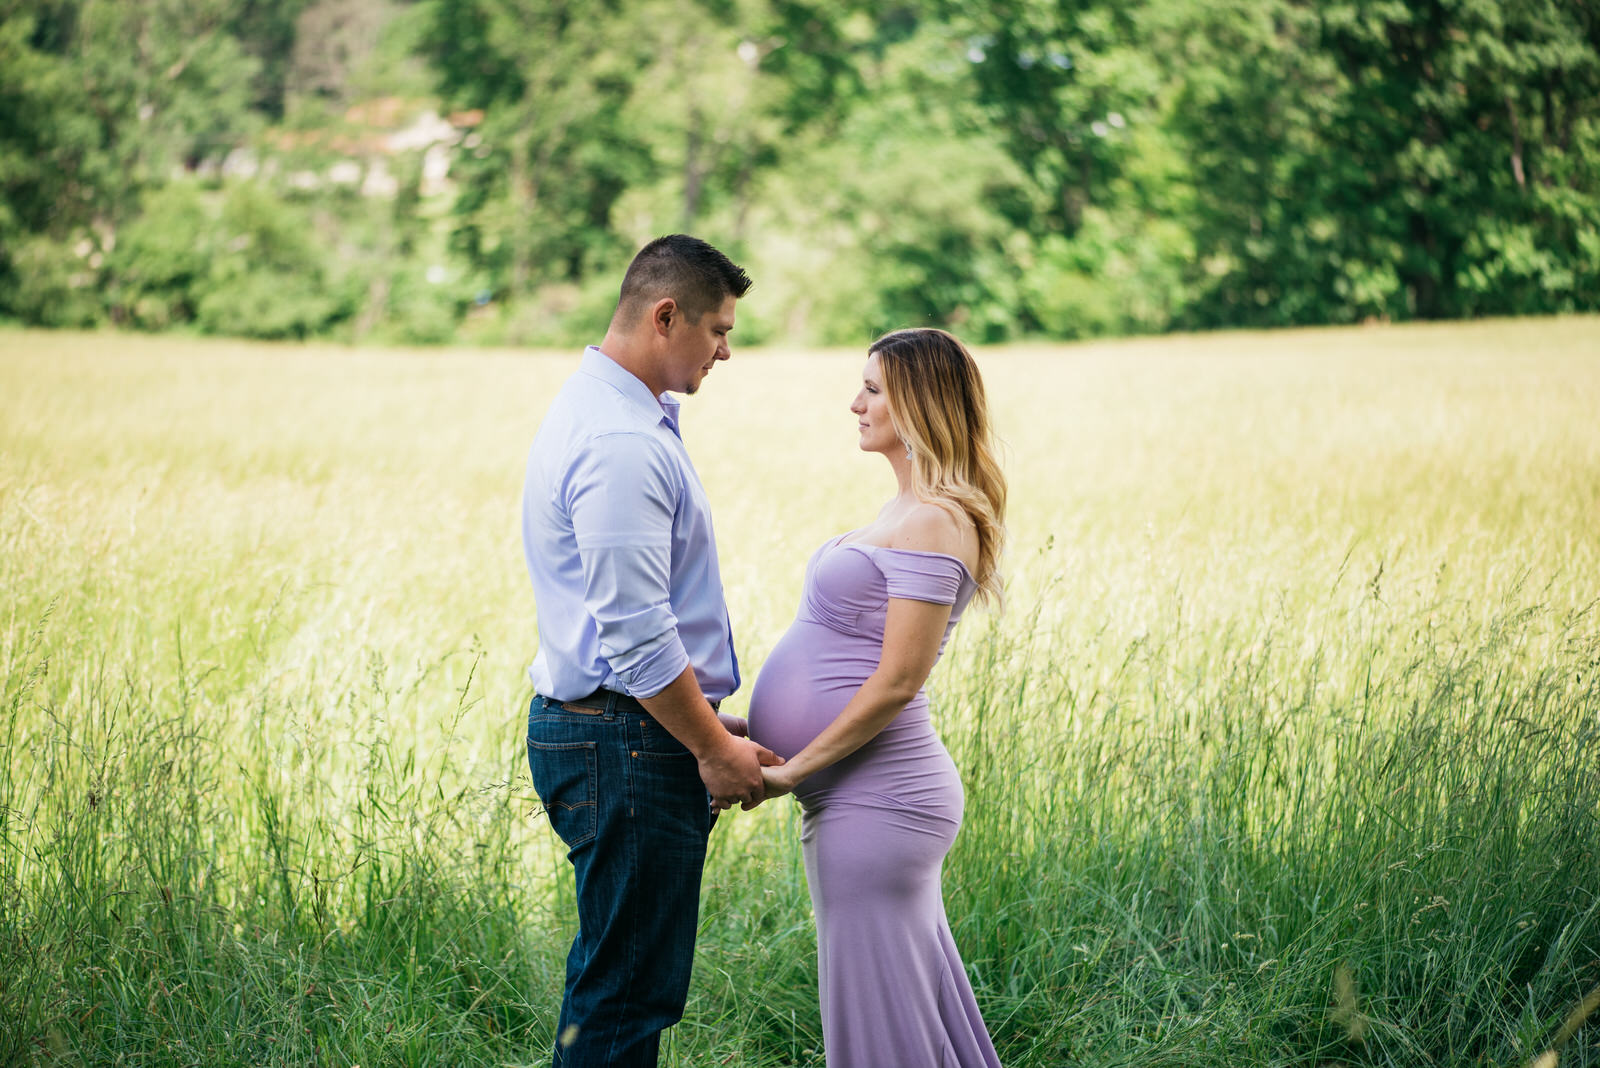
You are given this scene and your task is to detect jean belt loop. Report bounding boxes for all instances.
[603,688,619,721]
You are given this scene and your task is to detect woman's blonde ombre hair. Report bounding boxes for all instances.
[870,327,1007,605]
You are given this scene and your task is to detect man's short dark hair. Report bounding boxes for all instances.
[616,235,753,325]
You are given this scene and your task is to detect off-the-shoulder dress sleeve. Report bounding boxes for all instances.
[877,549,968,605]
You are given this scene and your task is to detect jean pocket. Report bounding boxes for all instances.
[527,740,598,849]
[638,716,696,760]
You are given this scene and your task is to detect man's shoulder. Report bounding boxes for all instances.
[536,393,674,479]
[544,366,665,437]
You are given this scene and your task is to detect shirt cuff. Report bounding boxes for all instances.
[614,632,691,699]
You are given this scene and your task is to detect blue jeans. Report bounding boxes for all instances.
[526,694,715,1068]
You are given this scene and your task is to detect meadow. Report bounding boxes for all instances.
[2,318,1598,1067]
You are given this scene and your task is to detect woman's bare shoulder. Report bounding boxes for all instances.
[888,500,978,569]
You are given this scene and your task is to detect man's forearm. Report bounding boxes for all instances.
[637,664,780,810]
[636,665,730,758]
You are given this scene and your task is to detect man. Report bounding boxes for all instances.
[521,234,781,1067]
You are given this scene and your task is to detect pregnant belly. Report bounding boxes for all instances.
[746,620,871,761]
[748,620,951,802]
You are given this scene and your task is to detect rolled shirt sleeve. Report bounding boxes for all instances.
[563,431,691,698]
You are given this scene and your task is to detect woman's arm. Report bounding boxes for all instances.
[759,594,953,799]
[757,501,976,803]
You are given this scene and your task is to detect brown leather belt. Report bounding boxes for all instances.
[558,687,721,715]
[559,687,647,715]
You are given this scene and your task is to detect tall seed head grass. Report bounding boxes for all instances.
[3,319,1599,1066]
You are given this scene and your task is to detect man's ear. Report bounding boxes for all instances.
[650,297,677,337]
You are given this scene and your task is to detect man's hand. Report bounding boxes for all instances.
[635,668,783,813]
[701,733,783,813]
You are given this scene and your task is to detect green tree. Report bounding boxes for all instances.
[229,0,314,118]
[747,15,1035,342]
[194,184,347,338]
[417,0,975,342]
[69,0,260,206]
[421,0,656,307]
[943,0,1167,236]
[0,0,260,323]
[926,0,1197,337]
[1167,0,1355,326]
[0,3,108,320]
[1173,0,1600,327]
[105,182,213,329]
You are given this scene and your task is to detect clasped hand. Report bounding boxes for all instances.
[703,713,786,813]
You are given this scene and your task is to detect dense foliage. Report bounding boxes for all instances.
[2,0,1596,344]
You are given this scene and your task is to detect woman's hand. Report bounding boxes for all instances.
[716,711,750,737]
[758,764,800,804]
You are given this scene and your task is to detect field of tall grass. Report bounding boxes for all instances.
[3,319,1598,1067]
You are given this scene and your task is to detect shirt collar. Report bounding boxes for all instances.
[580,346,682,432]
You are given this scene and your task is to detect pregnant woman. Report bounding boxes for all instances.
[748,327,1006,1068]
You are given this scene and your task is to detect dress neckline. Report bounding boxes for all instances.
[828,531,976,581]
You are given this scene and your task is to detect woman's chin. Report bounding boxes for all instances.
[856,435,887,454]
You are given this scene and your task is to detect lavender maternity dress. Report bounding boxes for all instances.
[748,533,1001,1068]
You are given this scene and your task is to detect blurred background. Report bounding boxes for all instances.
[2,0,1597,349]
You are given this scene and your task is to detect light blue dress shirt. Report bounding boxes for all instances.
[522,347,740,702]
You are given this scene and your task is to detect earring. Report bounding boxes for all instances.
[902,440,912,460]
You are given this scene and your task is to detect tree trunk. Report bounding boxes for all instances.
[683,106,705,228]
[1505,93,1526,190]
[509,113,534,297]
